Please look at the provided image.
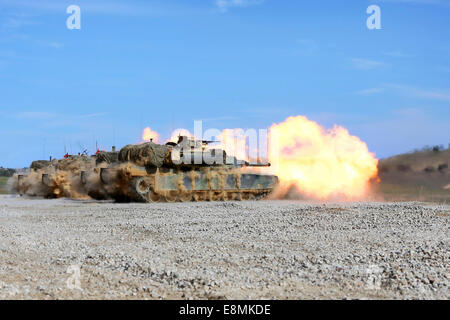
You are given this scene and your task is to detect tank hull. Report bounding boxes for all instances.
[100,164,278,202]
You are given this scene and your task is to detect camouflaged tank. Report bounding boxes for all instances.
[100,136,279,202]
[16,151,118,199]
[15,160,54,197]
[39,155,96,198]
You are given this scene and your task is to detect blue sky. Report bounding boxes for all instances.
[0,0,449,167]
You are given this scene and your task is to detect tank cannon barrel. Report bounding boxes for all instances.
[243,162,271,167]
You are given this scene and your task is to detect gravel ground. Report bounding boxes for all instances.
[0,195,448,300]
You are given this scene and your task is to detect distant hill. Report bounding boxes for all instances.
[377,148,450,202]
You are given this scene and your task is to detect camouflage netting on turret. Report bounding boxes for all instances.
[56,156,95,173]
[96,151,119,165]
[30,160,52,171]
[119,142,170,168]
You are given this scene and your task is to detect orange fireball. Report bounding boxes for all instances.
[142,127,159,143]
[268,116,378,200]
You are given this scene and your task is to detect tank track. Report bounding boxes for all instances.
[127,176,272,203]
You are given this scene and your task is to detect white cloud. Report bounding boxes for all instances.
[215,0,264,12]
[78,112,109,119]
[385,84,450,101]
[1,15,36,29]
[354,83,450,101]
[48,42,63,49]
[351,58,387,70]
[381,50,414,58]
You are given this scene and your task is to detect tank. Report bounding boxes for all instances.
[15,149,119,199]
[39,155,96,198]
[14,160,54,197]
[99,136,279,202]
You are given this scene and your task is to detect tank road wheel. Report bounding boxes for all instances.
[226,192,242,201]
[244,192,256,201]
[241,192,257,201]
[224,191,233,201]
[147,191,161,203]
[178,191,192,202]
[163,191,178,203]
[136,178,150,194]
[132,177,151,202]
[193,192,207,202]
[211,191,225,201]
[234,192,243,201]
[254,191,269,200]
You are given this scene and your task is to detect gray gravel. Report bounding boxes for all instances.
[0,195,448,300]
